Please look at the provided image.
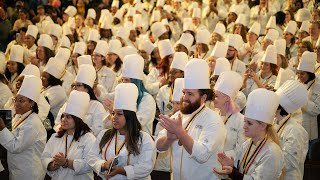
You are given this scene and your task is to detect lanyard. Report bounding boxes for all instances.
[12,111,33,130]
[259,73,273,85]
[240,136,268,174]
[307,80,315,91]
[224,114,232,125]
[169,87,173,103]
[64,134,75,158]
[276,115,291,134]
[103,132,125,160]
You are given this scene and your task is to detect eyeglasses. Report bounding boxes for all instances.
[71,84,84,89]
[12,98,29,104]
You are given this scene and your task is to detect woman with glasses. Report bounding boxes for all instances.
[54,64,109,136]
[41,90,96,180]
[87,83,156,179]
[0,75,47,180]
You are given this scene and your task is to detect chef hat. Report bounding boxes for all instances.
[114,83,138,112]
[213,23,226,36]
[55,48,71,65]
[235,91,246,111]
[116,28,129,40]
[299,21,310,33]
[127,7,136,17]
[235,14,248,27]
[274,39,286,57]
[140,39,156,55]
[183,18,194,32]
[38,34,53,50]
[107,39,122,56]
[151,22,167,39]
[77,55,93,66]
[101,18,112,30]
[228,5,241,16]
[297,51,317,73]
[133,14,142,28]
[88,29,100,43]
[284,20,297,35]
[214,71,243,98]
[158,39,174,59]
[64,5,77,17]
[196,29,211,45]
[62,25,72,36]
[274,68,295,90]
[150,10,161,23]
[93,40,108,56]
[192,8,201,18]
[18,75,42,104]
[9,45,24,63]
[170,52,188,71]
[161,18,169,26]
[184,58,210,89]
[276,80,308,113]
[213,57,231,75]
[64,90,90,120]
[75,64,96,88]
[295,8,311,22]
[21,64,40,78]
[261,45,277,65]
[135,3,145,13]
[245,88,279,124]
[119,46,138,61]
[210,41,228,58]
[99,10,111,24]
[226,34,243,51]
[172,78,184,102]
[114,9,124,22]
[122,54,144,80]
[266,16,276,29]
[248,22,261,36]
[176,33,194,51]
[264,29,279,42]
[73,42,86,55]
[26,25,38,39]
[60,36,71,49]
[111,0,119,8]
[48,23,62,39]
[87,8,96,20]
[44,57,66,79]
[67,17,76,29]
[156,0,165,7]
[124,21,135,31]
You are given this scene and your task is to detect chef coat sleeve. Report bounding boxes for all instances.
[123,132,156,179]
[86,129,108,177]
[73,133,96,175]
[189,114,227,163]
[41,133,58,177]
[136,93,156,128]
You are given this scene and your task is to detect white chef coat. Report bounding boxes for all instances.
[156,85,173,115]
[41,85,67,120]
[87,130,156,180]
[0,82,12,108]
[231,58,246,76]
[137,92,157,135]
[239,42,261,65]
[222,112,246,159]
[242,71,277,97]
[41,132,96,180]
[156,105,227,180]
[274,116,308,180]
[61,70,76,95]
[54,100,109,136]
[234,138,284,179]
[301,79,320,140]
[0,111,47,180]
[145,67,162,96]
[97,66,118,93]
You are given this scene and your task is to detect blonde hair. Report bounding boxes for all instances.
[266,124,280,145]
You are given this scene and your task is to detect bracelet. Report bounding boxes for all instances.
[63,159,68,168]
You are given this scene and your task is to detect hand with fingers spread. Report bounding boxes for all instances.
[159,113,183,136]
[213,152,234,176]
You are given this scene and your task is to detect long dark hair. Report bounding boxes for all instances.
[305,72,316,84]
[56,114,91,141]
[107,56,122,73]
[99,110,142,155]
[47,73,63,86]
[4,62,25,80]
[157,55,171,76]
[83,83,98,100]
[37,47,55,65]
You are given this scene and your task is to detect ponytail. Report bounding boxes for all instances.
[266,124,280,146]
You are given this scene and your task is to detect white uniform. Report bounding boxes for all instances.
[97,66,118,93]
[156,85,172,115]
[242,71,277,97]
[250,6,277,34]
[156,106,227,180]
[231,58,246,76]
[137,92,157,135]
[146,68,162,96]
[87,130,156,180]
[61,70,76,95]
[41,85,67,119]
[234,139,284,179]
[0,82,12,108]
[274,117,308,180]
[222,112,246,159]
[301,79,320,140]
[239,42,261,64]
[0,111,47,180]
[54,100,109,136]
[41,132,96,180]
